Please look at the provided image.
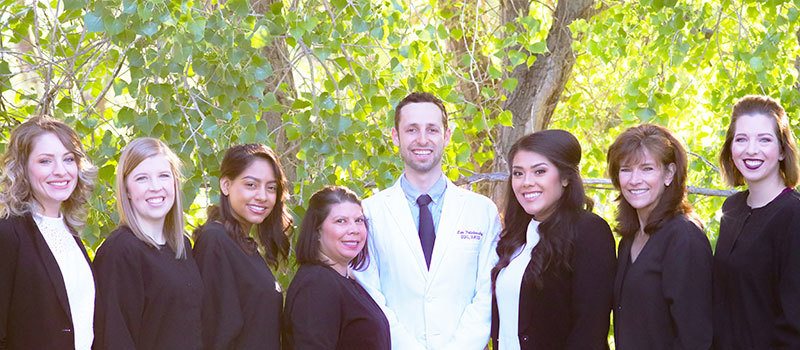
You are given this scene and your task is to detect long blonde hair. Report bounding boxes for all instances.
[116,138,186,259]
[0,116,96,234]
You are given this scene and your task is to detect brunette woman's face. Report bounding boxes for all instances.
[26,132,78,217]
[221,158,277,228]
[511,150,567,221]
[318,201,367,268]
[730,113,784,188]
[618,148,675,222]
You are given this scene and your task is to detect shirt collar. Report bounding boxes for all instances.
[400,173,447,206]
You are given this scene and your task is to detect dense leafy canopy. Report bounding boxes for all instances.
[2,0,799,268]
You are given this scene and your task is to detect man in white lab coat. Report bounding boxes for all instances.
[354,92,501,349]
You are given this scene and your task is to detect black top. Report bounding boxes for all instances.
[613,214,712,350]
[283,264,390,350]
[93,226,203,350]
[193,222,283,350]
[713,190,800,349]
[0,214,93,349]
[491,211,617,350]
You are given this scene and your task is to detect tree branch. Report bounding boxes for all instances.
[455,172,735,197]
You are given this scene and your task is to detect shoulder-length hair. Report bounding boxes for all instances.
[0,116,96,234]
[607,124,694,237]
[116,138,186,259]
[199,144,292,267]
[295,186,369,271]
[719,95,800,188]
[491,129,593,291]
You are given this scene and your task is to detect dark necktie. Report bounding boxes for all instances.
[417,194,435,268]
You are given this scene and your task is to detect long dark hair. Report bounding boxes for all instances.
[491,130,593,291]
[607,124,694,237]
[295,186,369,271]
[196,144,292,267]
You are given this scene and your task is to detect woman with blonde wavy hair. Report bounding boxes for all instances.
[0,116,97,349]
[93,137,202,350]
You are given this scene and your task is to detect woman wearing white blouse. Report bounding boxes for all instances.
[0,116,97,349]
[490,130,616,350]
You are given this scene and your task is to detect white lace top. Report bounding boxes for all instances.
[34,213,95,350]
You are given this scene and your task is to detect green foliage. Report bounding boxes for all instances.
[2,0,800,285]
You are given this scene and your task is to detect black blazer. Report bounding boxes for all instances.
[0,213,93,349]
[491,211,616,350]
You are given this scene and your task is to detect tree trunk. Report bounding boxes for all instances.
[251,0,299,185]
[489,0,599,203]
[795,27,800,91]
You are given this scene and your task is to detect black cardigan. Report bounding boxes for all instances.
[491,211,616,350]
[93,226,203,350]
[613,214,712,350]
[713,190,800,349]
[283,264,391,350]
[0,213,93,349]
[193,222,283,350]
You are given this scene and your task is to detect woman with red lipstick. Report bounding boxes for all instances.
[193,144,292,350]
[0,117,96,349]
[714,95,800,348]
[283,186,390,350]
[490,130,616,349]
[607,124,712,349]
[94,138,203,350]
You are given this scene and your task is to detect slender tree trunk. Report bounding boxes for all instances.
[489,0,600,203]
[251,0,299,185]
[795,27,800,91]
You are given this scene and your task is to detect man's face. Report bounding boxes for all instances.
[391,102,451,176]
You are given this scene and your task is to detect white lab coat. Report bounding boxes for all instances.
[354,178,501,350]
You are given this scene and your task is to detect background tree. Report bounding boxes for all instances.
[2,0,799,268]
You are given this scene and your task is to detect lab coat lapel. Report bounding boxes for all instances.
[384,181,430,277]
[427,181,465,281]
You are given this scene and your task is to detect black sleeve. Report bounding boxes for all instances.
[566,214,617,350]
[775,207,800,347]
[193,227,243,350]
[661,221,713,350]
[286,268,343,350]
[93,233,144,350]
[0,223,19,350]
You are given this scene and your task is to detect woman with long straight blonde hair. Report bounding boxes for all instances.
[93,137,202,350]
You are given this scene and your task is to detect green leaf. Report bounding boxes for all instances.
[635,108,657,122]
[749,56,764,72]
[229,0,249,17]
[140,22,159,36]
[56,97,73,113]
[84,12,103,32]
[64,0,84,11]
[251,25,271,49]
[501,78,518,92]
[498,110,513,127]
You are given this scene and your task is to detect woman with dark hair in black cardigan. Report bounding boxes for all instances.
[283,186,390,350]
[607,124,712,349]
[193,144,293,350]
[715,95,800,348]
[490,130,616,350]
